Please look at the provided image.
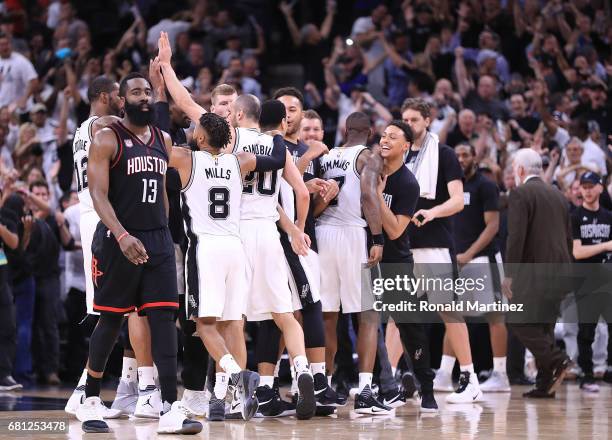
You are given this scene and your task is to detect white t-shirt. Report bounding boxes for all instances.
[0,52,38,107]
[64,203,85,292]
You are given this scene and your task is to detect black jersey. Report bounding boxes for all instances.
[571,205,612,263]
[107,121,169,231]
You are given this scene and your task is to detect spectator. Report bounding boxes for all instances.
[28,104,59,185]
[443,109,476,148]
[0,32,38,111]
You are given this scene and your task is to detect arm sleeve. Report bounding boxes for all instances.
[253,135,287,172]
[482,180,500,212]
[154,102,172,134]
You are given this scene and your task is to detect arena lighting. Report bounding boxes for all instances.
[345,38,354,46]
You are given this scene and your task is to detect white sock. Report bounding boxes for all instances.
[121,357,137,383]
[460,363,475,374]
[327,375,332,387]
[274,359,281,378]
[493,357,506,373]
[77,369,87,387]
[439,355,456,374]
[358,372,373,393]
[138,366,155,390]
[219,354,241,375]
[260,375,274,389]
[214,373,229,400]
[391,366,397,377]
[293,355,310,375]
[310,362,325,376]
[291,376,299,395]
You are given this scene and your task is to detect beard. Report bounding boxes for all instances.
[124,101,155,126]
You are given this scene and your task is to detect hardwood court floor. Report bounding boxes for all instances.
[0,384,609,440]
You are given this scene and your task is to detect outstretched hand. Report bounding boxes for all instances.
[158,31,172,64]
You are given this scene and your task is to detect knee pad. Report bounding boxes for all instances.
[301,301,325,348]
[256,319,281,365]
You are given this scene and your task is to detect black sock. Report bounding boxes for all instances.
[85,374,102,398]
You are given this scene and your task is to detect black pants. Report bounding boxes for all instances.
[335,313,357,382]
[507,326,527,379]
[576,292,612,375]
[63,288,90,380]
[0,281,16,378]
[178,293,208,391]
[33,275,61,376]
[509,323,567,388]
[395,322,435,393]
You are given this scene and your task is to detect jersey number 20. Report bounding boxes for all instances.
[242,171,278,196]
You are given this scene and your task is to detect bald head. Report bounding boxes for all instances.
[230,94,261,128]
[513,148,542,185]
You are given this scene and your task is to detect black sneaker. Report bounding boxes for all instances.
[377,387,407,408]
[255,385,295,417]
[0,376,23,391]
[354,385,392,415]
[419,392,438,412]
[207,396,225,421]
[296,372,316,420]
[401,372,417,399]
[314,373,345,407]
[231,370,259,421]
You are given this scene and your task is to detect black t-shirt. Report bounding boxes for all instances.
[283,139,322,252]
[381,165,420,263]
[406,143,463,250]
[29,216,60,279]
[571,205,612,263]
[511,115,541,142]
[0,214,17,284]
[455,170,500,257]
[446,126,474,148]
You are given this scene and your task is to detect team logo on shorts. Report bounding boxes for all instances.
[91,256,104,287]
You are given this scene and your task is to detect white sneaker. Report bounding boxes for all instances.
[446,372,483,404]
[111,379,138,415]
[64,385,85,415]
[134,385,162,419]
[76,396,110,433]
[157,401,202,435]
[479,371,511,392]
[433,370,454,392]
[181,389,209,417]
[66,386,122,419]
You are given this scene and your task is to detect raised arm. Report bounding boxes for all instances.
[157,32,206,124]
[279,1,302,47]
[89,128,148,265]
[454,46,472,99]
[320,0,337,39]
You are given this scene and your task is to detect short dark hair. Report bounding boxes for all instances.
[88,76,116,103]
[234,94,261,122]
[29,180,49,193]
[119,72,150,97]
[454,142,476,156]
[387,120,413,143]
[259,100,286,132]
[199,113,231,150]
[59,190,77,210]
[401,98,431,119]
[345,111,370,133]
[273,87,304,108]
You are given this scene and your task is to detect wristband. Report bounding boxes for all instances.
[371,233,384,247]
[117,232,129,243]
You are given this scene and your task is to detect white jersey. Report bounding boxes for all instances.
[233,127,282,222]
[73,116,98,214]
[317,145,367,227]
[181,151,242,237]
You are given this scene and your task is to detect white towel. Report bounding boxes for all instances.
[405,131,440,200]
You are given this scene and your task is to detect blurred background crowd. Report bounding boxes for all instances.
[0,0,610,389]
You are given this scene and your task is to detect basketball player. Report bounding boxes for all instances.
[66,76,152,420]
[314,111,390,414]
[75,73,201,434]
[169,112,287,421]
[454,143,510,393]
[401,98,481,404]
[271,91,345,411]
[376,120,439,412]
[157,31,317,420]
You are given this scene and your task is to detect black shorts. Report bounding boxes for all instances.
[91,223,179,316]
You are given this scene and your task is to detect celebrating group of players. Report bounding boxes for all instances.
[66,32,441,435]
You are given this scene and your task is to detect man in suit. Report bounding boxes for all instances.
[503,148,572,398]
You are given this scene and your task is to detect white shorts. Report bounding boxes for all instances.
[186,234,247,321]
[316,225,373,314]
[241,219,293,321]
[412,248,455,304]
[458,252,506,317]
[80,209,100,315]
[289,249,321,311]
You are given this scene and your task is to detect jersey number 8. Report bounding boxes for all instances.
[209,187,229,220]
